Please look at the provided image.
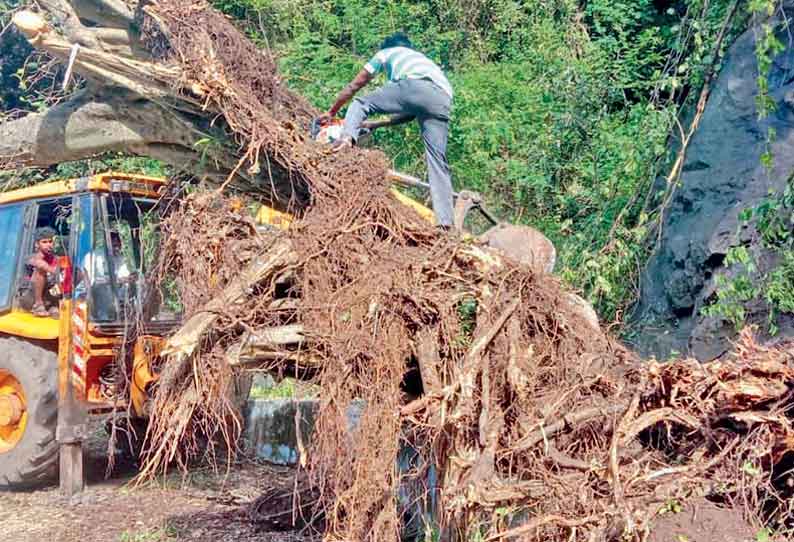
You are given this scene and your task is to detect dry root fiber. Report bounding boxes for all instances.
[135,1,794,540]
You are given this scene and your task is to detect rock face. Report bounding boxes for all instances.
[633,6,794,361]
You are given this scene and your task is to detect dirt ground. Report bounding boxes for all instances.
[648,499,761,542]
[0,419,772,542]
[0,421,307,542]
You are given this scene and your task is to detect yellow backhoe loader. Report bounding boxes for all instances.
[0,173,187,492]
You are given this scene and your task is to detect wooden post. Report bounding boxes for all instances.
[59,442,84,497]
[57,391,87,498]
[56,299,87,498]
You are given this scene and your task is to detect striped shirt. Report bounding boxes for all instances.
[364,47,453,99]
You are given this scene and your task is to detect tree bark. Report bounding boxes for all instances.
[71,0,136,29]
[38,0,145,57]
[0,89,193,167]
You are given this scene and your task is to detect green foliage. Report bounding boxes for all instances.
[455,296,478,346]
[749,0,785,171]
[1,0,74,115]
[765,251,794,328]
[249,376,318,399]
[1,0,35,113]
[212,0,743,323]
[703,175,794,334]
[50,156,170,179]
[584,0,670,96]
[756,178,794,247]
[118,527,175,542]
[758,177,794,333]
[2,0,756,326]
[701,246,760,330]
[658,498,683,515]
[751,1,785,119]
[249,377,297,399]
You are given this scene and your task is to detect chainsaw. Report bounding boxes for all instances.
[310,115,415,144]
[310,116,556,273]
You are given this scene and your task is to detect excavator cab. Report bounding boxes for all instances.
[0,173,178,490]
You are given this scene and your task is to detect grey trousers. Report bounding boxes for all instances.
[342,79,454,226]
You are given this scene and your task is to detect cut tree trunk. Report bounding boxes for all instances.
[0,89,194,167]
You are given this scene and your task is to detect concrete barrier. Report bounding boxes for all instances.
[242,398,364,465]
[242,399,317,465]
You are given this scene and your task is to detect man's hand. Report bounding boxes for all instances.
[317,111,335,125]
[29,254,58,275]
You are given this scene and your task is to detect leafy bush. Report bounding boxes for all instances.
[755,177,794,333]
[701,176,794,334]
[701,246,760,331]
[228,0,743,323]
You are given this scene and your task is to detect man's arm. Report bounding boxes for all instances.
[28,254,57,274]
[323,68,373,119]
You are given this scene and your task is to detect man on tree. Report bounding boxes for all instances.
[319,32,455,228]
[21,227,61,318]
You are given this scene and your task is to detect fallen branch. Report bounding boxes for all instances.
[544,444,593,472]
[511,404,626,452]
[162,238,295,361]
[452,298,520,421]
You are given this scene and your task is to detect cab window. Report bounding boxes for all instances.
[0,204,25,310]
[104,194,180,323]
[73,193,179,324]
[72,195,118,322]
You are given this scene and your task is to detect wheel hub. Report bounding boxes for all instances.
[0,393,23,426]
[0,370,27,453]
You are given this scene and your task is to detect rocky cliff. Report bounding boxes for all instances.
[634,5,794,361]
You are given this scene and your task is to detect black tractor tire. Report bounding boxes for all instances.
[0,337,59,489]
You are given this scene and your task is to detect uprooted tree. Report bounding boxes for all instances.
[5,1,794,541]
[2,0,315,202]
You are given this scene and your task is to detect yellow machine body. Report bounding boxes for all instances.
[0,170,437,491]
[0,173,172,417]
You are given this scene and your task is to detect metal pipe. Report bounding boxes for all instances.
[386,169,431,191]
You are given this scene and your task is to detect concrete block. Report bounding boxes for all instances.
[242,399,317,465]
[242,399,364,465]
[242,398,436,539]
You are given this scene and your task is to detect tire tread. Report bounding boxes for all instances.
[0,336,59,489]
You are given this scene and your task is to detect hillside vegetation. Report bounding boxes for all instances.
[0,0,758,326]
[213,0,750,324]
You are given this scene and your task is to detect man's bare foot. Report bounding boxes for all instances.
[31,302,49,317]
